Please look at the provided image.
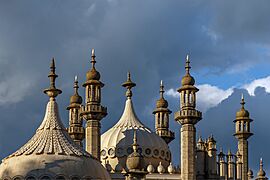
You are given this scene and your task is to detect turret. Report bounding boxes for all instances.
[218,149,227,178]
[248,169,254,180]
[196,136,206,179]
[67,76,84,147]
[207,135,217,176]
[153,80,175,144]
[255,158,268,180]
[80,49,107,160]
[234,94,253,180]
[227,150,235,180]
[174,55,202,180]
[236,151,243,180]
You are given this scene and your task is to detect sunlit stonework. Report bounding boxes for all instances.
[0,51,267,180]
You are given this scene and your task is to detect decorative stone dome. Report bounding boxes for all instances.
[70,94,83,104]
[0,59,110,180]
[101,74,170,171]
[86,67,101,81]
[181,74,195,86]
[101,98,171,170]
[236,95,250,118]
[156,97,168,108]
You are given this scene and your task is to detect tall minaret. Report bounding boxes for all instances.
[234,94,253,180]
[81,49,107,160]
[153,80,175,144]
[175,55,202,180]
[67,76,84,147]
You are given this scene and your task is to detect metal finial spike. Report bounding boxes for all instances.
[159,80,165,98]
[127,71,131,81]
[132,129,139,152]
[185,54,191,74]
[240,93,245,108]
[260,158,263,167]
[74,75,79,94]
[90,48,96,68]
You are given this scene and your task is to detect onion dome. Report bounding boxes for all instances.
[181,55,195,86]
[69,76,83,105]
[101,73,171,171]
[86,49,101,81]
[156,80,168,108]
[0,59,110,180]
[257,158,266,178]
[157,162,165,174]
[126,130,145,171]
[147,163,155,174]
[236,94,250,118]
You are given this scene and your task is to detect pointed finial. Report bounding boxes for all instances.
[122,72,136,99]
[132,130,139,153]
[160,80,165,98]
[44,58,62,100]
[74,75,79,94]
[90,48,96,68]
[260,158,263,169]
[185,54,191,74]
[241,93,245,108]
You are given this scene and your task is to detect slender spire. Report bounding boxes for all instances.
[185,54,191,74]
[122,72,136,99]
[160,80,165,98]
[260,158,263,171]
[44,58,62,100]
[91,48,96,68]
[241,93,245,109]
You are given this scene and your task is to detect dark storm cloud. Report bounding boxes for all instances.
[0,0,270,171]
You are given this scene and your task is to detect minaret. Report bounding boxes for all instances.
[153,80,175,144]
[196,136,206,179]
[234,94,253,180]
[174,55,202,180]
[227,149,235,180]
[236,151,243,180]
[67,76,84,147]
[81,49,107,160]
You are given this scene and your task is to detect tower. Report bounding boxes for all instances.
[255,158,268,180]
[174,55,202,180]
[153,80,175,144]
[67,76,84,147]
[81,49,107,160]
[234,94,253,180]
[207,135,218,177]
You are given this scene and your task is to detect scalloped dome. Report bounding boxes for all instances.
[181,74,195,86]
[86,68,100,81]
[101,98,171,170]
[0,100,110,180]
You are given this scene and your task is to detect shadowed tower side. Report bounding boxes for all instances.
[81,49,107,160]
[234,95,253,180]
[175,55,202,180]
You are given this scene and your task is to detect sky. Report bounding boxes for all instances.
[0,0,270,174]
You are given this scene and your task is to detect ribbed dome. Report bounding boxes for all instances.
[236,108,249,118]
[181,74,195,86]
[156,97,168,108]
[86,68,100,81]
[101,98,170,171]
[70,94,82,104]
[0,100,110,180]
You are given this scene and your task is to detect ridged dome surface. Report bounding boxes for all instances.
[181,74,195,86]
[0,100,110,180]
[236,108,250,118]
[101,98,171,170]
[70,94,83,104]
[156,97,168,108]
[86,68,100,81]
